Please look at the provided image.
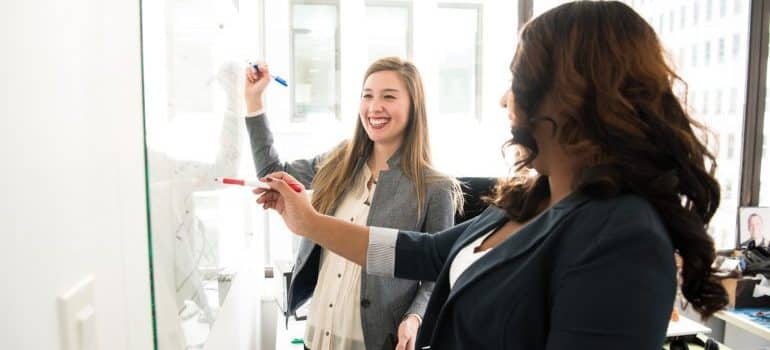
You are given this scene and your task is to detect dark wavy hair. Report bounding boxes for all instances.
[489,1,728,318]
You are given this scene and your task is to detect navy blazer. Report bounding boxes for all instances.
[393,193,676,349]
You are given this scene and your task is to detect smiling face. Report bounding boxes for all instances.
[359,70,411,148]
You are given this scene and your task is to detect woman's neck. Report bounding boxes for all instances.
[545,160,577,208]
[367,141,401,177]
[547,173,573,207]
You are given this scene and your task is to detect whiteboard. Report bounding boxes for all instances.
[141,0,263,348]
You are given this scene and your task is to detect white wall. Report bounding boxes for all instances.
[0,0,153,349]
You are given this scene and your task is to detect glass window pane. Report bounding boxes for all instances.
[366,4,410,61]
[718,37,725,63]
[635,2,750,250]
[292,3,338,122]
[437,6,480,119]
[429,1,519,177]
[719,0,726,18]
[693,1,699,24]
[706,0,713,20]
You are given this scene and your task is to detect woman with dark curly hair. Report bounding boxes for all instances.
[254,1,728,349]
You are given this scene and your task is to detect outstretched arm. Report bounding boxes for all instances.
[255,171,471,280]
[243,64,324,187]
[256,171,371,264]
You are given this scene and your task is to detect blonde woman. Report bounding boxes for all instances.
[244,57,460,350]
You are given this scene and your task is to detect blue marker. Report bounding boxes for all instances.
[251,63,288,87]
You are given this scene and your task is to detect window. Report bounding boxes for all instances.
[729,87,738,113]
[692,44,698,66]
[715,89,723,114]
[678,0,750,248]
[735,0,743,15]
[265,1,521,178]
[366,2,411,62]
[658,14,664,33]
[707,0,713,20]
[693,2,699,24]
[669,10,675,32]
[718,37,725,63]
[437,4,482,121]
[291,1,340,122]
[720,0,726,18]
[681,6,686,29]
[724,180,734,200]
[691,90,698,114]
[272,0,519,179]
[705,40,711,66]
[626,1,750,248]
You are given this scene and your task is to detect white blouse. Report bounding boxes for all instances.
[304,166,375,350]
[448,229,496,289]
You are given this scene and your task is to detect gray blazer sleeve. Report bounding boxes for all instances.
[403,181,456,319]
[244,114,326,188]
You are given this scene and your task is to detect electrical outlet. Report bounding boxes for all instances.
[58,275,97,350]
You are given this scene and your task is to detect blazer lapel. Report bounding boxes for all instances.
[447,206,508,260]
[446,193,590,302]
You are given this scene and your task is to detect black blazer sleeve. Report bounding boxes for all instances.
[393,217,477,282]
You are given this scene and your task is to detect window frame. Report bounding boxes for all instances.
[437,1,484,121]
[289,0,342,122]
[738,0,770,208]
[365,0,414,61]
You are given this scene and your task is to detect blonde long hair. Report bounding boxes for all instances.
[310,57,462,217]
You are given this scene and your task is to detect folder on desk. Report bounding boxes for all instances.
[667,316,711,337]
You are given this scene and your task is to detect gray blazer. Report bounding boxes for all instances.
[245,115,455,350]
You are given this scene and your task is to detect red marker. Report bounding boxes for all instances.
[214,177,303,192]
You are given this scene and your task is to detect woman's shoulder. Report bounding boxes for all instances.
[421,168,457,187]
[424,172,464,205]
[575,193,671,244]
[583,194,660,223]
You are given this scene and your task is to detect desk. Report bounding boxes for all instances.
[203,263,264,350]
[664,316,734,350]
[715,309,770,342]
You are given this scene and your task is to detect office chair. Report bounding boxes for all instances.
[455,177,498,224]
